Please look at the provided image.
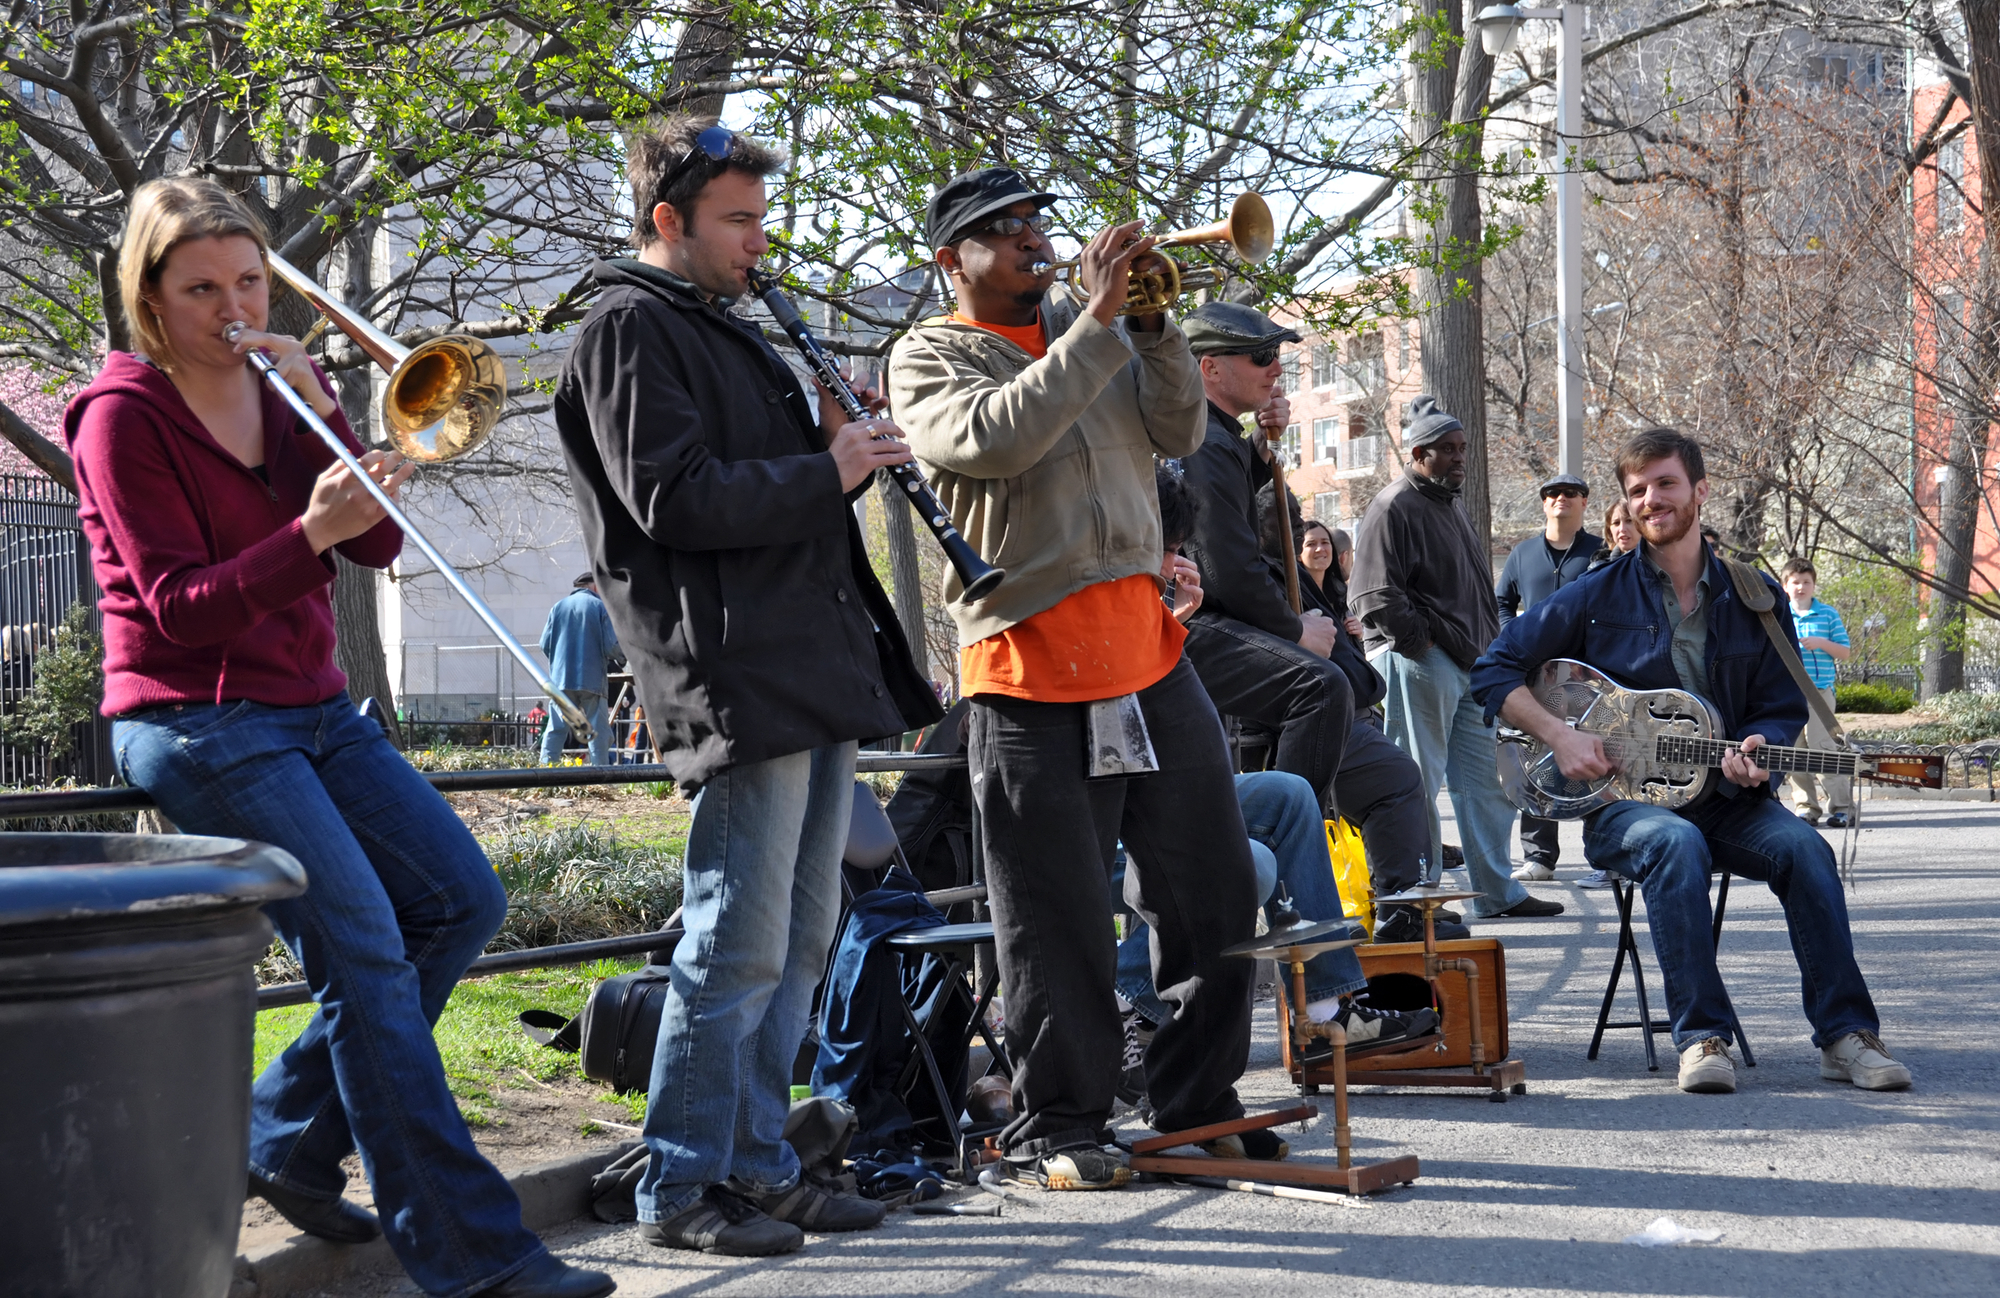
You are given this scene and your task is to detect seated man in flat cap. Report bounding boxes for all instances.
[1348,397,1564,922]
[1176,302,1465,945]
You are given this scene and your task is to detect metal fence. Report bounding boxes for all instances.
[0,475,108,785]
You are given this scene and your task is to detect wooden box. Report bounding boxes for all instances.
[1278,937,1510,1073]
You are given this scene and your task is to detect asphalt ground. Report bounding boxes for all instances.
[321,797,1999,1297]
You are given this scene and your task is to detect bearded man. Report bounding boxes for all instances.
[1470,428,1912,1096]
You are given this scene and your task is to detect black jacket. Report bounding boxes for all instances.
[1349,470,1500,670]
[1496,529,1602,626]
[553,259,940,787]
[1297,559,1386,712]
[1181,401,1302,642]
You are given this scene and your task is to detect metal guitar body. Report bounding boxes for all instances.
[1495,659,1724,819]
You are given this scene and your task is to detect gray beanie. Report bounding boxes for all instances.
[1402,395,1463,449]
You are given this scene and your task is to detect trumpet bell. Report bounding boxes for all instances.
[1156,191,1275,265]
[383,335,508,462]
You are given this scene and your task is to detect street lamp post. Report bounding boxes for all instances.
[1474,4,1587,479]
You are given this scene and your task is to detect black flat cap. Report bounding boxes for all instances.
[574,573,597,588]
[926,167,1058,249]
[1402,394,1463,449]
[1182,302,1302,356]
[1539,473,1590,497]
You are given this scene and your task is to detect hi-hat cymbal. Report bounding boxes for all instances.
[1223,916,1361,958]
[1226,933,1369,961]
[1375,885,1481,907]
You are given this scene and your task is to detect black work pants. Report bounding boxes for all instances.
[1520,814,1561,865]
[1182,613,1354,796]
[968,659,1257,1158]
[1329,714,1430,897]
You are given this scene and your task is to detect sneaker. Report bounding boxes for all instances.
[1511,861,1556,882]
[640,1186,804,1256]
[1576,869,1615,890]
[737,1176,886,1233]
[1115,1008,1154,1107]
[1825,812,1854,829]
[1442,843,1464,868]
[1200,1128,1289,1161]
[1794,809,1821,826]
[1821,1030,1912,1091]
[1677,1037,1737,1094]
[1025,1147,1131,1191]
[1373,904,1470,944]
[1303,998,1441,1063]
[1493,895,1565,918]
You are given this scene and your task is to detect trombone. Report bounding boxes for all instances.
[1032,192,1276,316]
[225,254,589,735]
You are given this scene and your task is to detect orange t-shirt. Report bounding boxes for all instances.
[947,311,1184,702]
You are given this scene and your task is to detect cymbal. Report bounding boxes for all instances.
[1224,915,1363,959]
[1375,885,1480,907]
[1226,934,1369,961]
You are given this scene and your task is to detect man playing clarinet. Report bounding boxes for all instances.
[553,115,940,1255]
[889,168,1265,1189]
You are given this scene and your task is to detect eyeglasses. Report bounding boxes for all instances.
[965,212,1054,239]
[657,126,739,198]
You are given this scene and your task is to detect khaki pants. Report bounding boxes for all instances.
[1788,685,1852,816]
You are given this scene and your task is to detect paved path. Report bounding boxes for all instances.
[324,800,2000,1297]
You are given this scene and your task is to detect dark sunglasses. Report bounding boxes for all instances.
[657,126,739,197]
[1543,487,1585,499]
[966,212,1054,239]
[1225,345,1282,367]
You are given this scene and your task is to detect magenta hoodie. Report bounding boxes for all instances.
[64,351,402,716]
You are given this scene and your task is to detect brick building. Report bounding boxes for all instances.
[1267,312,1424,534]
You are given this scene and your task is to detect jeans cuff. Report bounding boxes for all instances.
[1305,975,1369,1003]
[637,1184,706,1225]
[726,1168,799,1198]
[1811,1021,1877,1051]
[246,1159,348,1203]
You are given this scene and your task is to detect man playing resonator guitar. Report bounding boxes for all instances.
[1470,428,1912,1095]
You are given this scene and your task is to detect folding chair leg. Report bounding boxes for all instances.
[1625,913,1662,1072]
[966,965,1010,1079]
[895,977,965,1168]
[1587,879,1637,1061]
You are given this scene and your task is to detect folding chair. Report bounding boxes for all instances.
[1589,870,1756,1071]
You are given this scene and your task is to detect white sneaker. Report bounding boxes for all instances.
[1677,1037,1737,1093]
[1821,1031,1913,1091]
[1511,862,1556,882]
[1577,869,1615,889]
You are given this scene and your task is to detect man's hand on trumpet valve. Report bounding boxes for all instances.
[301,449,414,555]
[1081,220,1162,330]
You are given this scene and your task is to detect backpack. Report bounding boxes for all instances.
[520,968,672,1095]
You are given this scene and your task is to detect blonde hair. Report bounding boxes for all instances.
[119,178,270,371]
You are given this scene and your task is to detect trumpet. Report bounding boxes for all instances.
[1031,192,1275,316]
[226,257,589,735]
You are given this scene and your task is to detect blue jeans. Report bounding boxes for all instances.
[1584,794,1880,1051]
[1371,645,1528,917]
[539,689,610,765]
[637,742,856,1221]
[114,699,540,1298]
[1118,771,1368,1025]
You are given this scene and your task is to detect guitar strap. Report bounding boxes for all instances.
[1722,558,1847,747]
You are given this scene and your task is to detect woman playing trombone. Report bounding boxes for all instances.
[63,177,609,1298]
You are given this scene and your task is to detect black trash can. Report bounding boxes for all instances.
[0,833,306,1298]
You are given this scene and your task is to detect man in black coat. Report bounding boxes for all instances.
[1176,303,1462,943]
[553,116,941,1258]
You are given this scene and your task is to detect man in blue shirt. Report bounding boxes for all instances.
[1779,558,1853,828]
[1472,428,1910,1096]
[539,574,621,765]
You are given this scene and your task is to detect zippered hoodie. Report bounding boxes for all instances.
[65,351,401,716]
[887,284,1206,646]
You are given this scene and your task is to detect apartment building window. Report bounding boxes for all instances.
[1278,351,1300,395]
[1312,418,1338,464]
[1313,492,1340,527]
[1939,138,1965,235]
[1397,323,1410,374]
[1278,425,1300,469]
[1351,333,1385,392]
[1311,345,1338,389]
[1340,435,1383,473]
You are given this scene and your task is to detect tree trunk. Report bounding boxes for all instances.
[669,5,742,118]
[1925,3,2000,697]
[1409,0,1495,557]
[877,470,930,682]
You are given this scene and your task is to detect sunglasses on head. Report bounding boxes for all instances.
[964,212,1054,239]
[657,126,739,199]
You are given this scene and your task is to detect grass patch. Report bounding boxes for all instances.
[487,822,683,950]
[252,959,647,1126]
[1866,690,2000,745]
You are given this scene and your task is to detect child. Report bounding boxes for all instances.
[1780,558,1853,828]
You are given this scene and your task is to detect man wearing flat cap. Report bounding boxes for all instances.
[1495,472,1601,881]
[1178,305,1465,946]
[1349,396,1564,921]
[888,167,1261,1191]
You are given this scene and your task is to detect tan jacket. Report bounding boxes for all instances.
[887,285,1206,645]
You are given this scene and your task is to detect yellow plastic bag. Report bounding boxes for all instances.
[1326,817,1373,934]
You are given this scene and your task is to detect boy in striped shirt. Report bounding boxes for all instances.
[1780,558,1853,828]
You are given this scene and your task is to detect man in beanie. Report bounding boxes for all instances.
[1177,304,1468,945]
[1495,473,1601,883]
[538,573,621,765]
[1348,397,1564,921]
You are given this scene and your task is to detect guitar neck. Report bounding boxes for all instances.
[1655,735,1856,776]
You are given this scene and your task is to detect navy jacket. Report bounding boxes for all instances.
[1469,545,1809,797]
[1496,529,1601,626]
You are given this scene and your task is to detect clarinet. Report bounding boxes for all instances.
[746,268,1005,602]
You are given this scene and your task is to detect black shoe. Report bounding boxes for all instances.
[1442,843,1464,868]
[1437,907,1463,924]
[737,1176,886,1233]
[1494,894,1565,918]
[246,1172,380,1245]
[477,1253,616,1298]
[1114,1008,1153,1107]
[1199,1127,1289,1160]
[1022,1147,1131,1191]
[1373,904,1470,944]
[1825,812,1854,829]
[641,1185,803,1256]
[1302,999,1441,1063]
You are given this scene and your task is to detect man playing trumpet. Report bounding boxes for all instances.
[889,168,1265,1189]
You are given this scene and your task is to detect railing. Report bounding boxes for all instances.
[0,753,971,1008]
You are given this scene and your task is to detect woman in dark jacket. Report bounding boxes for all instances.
[66,178,607,1298]
[1586,498,1641,572]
